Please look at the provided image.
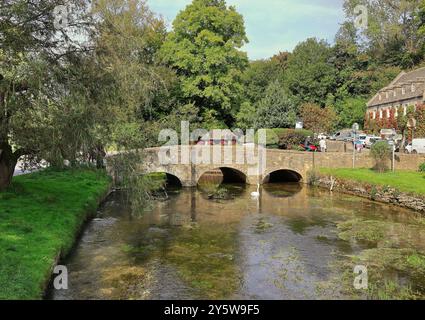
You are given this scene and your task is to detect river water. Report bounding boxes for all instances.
[49,183,425,300]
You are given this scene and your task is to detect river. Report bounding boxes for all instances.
[49,182,425,300]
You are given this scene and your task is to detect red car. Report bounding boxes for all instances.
[299,143,320,152]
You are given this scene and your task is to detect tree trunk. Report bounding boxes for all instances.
[0,143,17,191]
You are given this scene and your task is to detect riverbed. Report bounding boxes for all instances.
[49,183,425,300]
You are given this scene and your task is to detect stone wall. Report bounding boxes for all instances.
[314,152,425,171]
[108,146,425,187]
[314,174,425,213]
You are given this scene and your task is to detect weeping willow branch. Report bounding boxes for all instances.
[107,149,166,215]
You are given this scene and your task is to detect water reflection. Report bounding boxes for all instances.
[49,182,425,300]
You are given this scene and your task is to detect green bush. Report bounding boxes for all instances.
[277,129,313,150]
[370,141,391,173]
[255,128,313,149]
[420,162,425,172]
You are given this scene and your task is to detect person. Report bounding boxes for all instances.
[319,138,327,152]
[355,140,363,153]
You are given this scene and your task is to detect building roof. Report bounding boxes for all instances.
[367,67,425,108]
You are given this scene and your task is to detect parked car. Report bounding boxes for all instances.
[331,131,352,141]
[299,143,319,152]
[365,136,382,149]
[357,134,368,146]
[406,139,425,154]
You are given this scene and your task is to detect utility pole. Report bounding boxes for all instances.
[352,123,359,169]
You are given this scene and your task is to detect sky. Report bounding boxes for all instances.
[147,0,346,60]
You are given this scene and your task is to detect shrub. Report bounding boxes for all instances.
[420,162,425,172]
[255,128,313,149]
[370,141,391,173]
[277,129,313,150]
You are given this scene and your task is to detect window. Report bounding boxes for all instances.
[386,92,389,99]
[403,106,407,116]
[379,109,383,118]
[379,94,382,101]
[387,109,390,118]
[394,90,397,97]
[402,87,406,95]
[395,107,398,118]
[412,84,416,92]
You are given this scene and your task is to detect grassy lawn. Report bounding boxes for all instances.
[0,169,110,299]
[319,168,425,196]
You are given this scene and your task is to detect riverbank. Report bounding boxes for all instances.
[314,168,425,213]
[0,169,111,299]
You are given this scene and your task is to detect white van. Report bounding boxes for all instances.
[406,139,425,154]
[364,136,382,149]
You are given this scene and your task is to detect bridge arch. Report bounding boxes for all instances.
[263,169,303,183]
[145,171,183,187]
[197,167,247,185]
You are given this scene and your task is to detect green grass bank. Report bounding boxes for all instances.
[319,168,425,196]
[0,169,111,299]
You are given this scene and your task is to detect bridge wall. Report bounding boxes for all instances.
[110,146,425,187]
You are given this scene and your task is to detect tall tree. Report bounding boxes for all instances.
[284,38,338,107]
[242,58,285,105]
[159,0,248,125]
[255,80,297,129]
[0,0,90,189]
[343,0,424,68]
[300,103,337,134]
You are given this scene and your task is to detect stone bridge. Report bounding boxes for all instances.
[125,145,424,187]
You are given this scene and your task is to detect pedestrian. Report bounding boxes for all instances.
[319,138,327,152]
[355,140,363,153]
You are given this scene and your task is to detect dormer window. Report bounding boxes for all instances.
[402,87,406,95]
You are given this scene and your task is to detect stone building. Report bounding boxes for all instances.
[366,67,425,120]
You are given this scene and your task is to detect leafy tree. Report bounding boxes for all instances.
[255,80,297,129]
[159,0,249,125]
[242,58,286,105]
[371,141,392,172]
[235,102,256,130]
[284,38,338,106]
[0,0,90,190]
[343,0,424,68]
[334,97,367,129]
[300,103,337,134]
